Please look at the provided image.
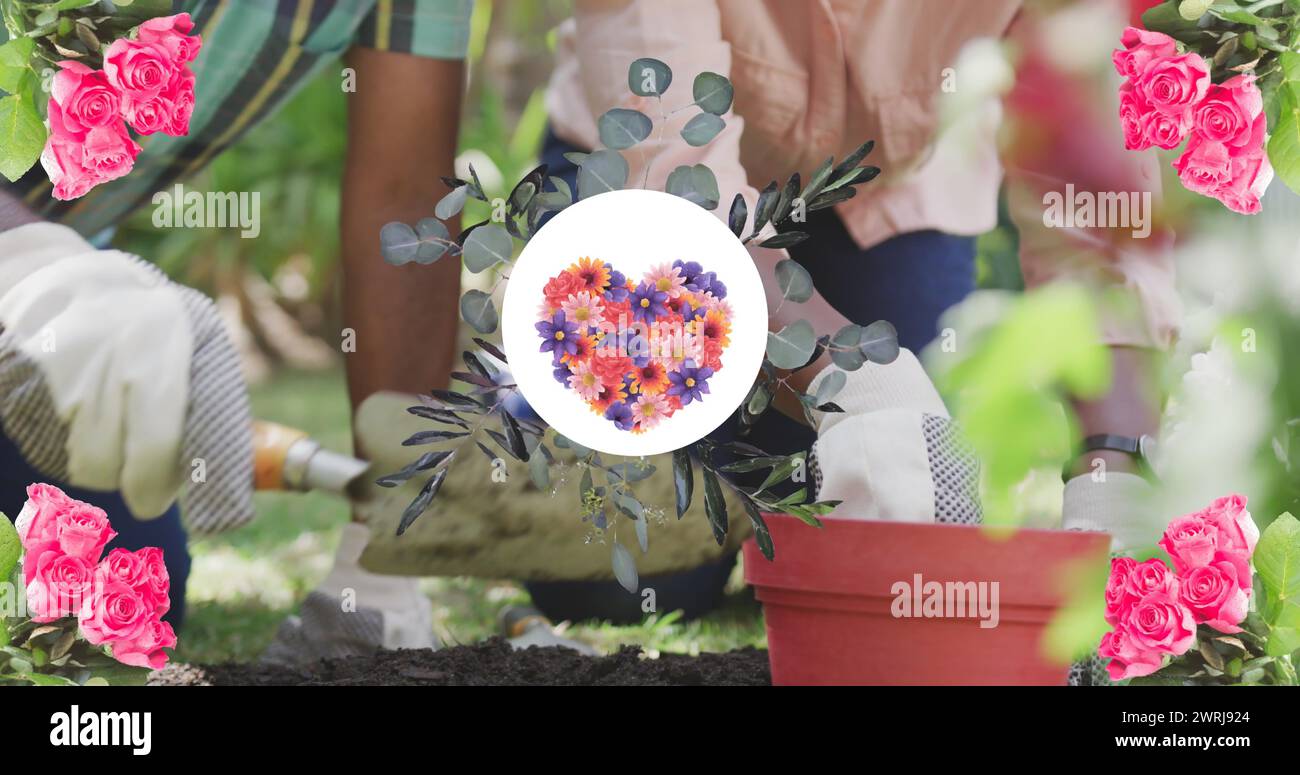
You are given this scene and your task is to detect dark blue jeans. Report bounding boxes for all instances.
[0,427,191,628]
[525,130,977,623]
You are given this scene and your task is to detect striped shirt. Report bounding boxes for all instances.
[1,0,472,238]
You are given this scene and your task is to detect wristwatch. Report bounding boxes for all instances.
[1063,433,1157,481]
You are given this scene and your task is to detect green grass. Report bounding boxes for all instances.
[175,368,766,664]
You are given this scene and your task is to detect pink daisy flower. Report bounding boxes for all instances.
[567,360,605,401]
[632,392,672,429]
[645,263,686,299]
[561,291,605,331]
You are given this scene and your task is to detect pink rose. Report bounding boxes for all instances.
[1136,52,1210,117]
[1124,558,1179,600]
[1179,561,1249,633]
[42,102,140,200]
[1159,512,1220,570]
[1215,152,1273,215]
[1141,108,1190,150]
[135,546,171,615]
[24,549,94,623]
[1194,492,1258,586]
[100,547,147,587]
[1124,590,1196,656]
[1173,136,1232,197]
[79,575,150,648]
[1105,556,1137,625]
[50,61,121,136]
[163,69,196,137]
[136,13,203,64]
[122,94,172,135]
[13,483,76,549]
[112,615,176,670]
[1194,75,1265,149]
[54,500,116,561]
[1113,26,1177,80]
[1099,626,1164,681]
[1119,85,1154,151]
[104,39,177,103]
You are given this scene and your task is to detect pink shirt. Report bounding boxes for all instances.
[546,0,1179,348]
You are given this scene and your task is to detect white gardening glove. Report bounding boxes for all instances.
[262,523,437,665]
[1061,471,1161,555]
[0,222,252,533]
[808,348,981,523]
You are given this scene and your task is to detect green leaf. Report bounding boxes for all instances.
[611,542,638,594]
[774,259,813,303]
[830,323,866,371]
[859,320,900,364]
[0,511,17,582]
[829,140,875,183]
[1179,0,1213,20]
[435,185,468,220]
[814,370,846,405]
[528,446,550,490]
[577,149,628,200]
[459,289,498,334]
[681,112,725,146]
[718,455,784,474]
[0,37,35,94]
[500,411,530,461]
[758,231,810,250]
[1269,64,1300,196]
[693,72,734,115]
[701,467,729,545]
[741,496,774,561]
[462,223,512,273]
[800,156,835,204]
[666,163,720,210]
[614,491,643,520]
[727,192,747,237]
[0,94,45,183]
[672,449,693,518]
[751,181,779,235]
[396,467,449,536]
[766,319,816,369]
[1256,513,1300,655]
[628,57,672,97]
[597,108,652,150]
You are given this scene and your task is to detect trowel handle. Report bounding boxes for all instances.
[252,420,370,496]
[252,420,310,491]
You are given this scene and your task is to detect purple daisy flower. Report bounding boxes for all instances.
[673,260,704,290]
[605,268,629,302]
[630,282,669,324]
[666,360,714,406]
[537,310,579,358]
[604,400,635,431]
[553,362,572,385]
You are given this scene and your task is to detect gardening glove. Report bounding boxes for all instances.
[808,349,981,524]
[1061,471,1160,555]
[261,522,438,666]
[0,222,252,534]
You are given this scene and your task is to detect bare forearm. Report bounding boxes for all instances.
[1068,345,1162,476]
[340,50,464,428]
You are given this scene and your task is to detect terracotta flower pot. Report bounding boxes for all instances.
[744,514,1111,685]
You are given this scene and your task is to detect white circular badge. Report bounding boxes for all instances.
[501,189,768,457]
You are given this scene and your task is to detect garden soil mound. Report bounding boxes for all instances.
[150,638,770,686]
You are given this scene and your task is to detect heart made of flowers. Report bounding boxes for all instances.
[537,257,734,433]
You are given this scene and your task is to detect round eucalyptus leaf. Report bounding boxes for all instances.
[462,223,512,273]
[628,57,672,96]
[635,512,648,554]
[413,218,450,264]
[830,323,866,371]
[859,320,900,364]
[460,289,498,334]
[680,112,725,147]
[380,221,419,265]
[435,185,468,220]
[598,108,653,150]
[612,542,639,594]
[774,258,813,303]
[814,369,847,406]
[693,71,734,115]
[666,163,720,210]
[577,149,629,200]
[766,319,816,370]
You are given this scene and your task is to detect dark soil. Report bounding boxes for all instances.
[150,638,770,686]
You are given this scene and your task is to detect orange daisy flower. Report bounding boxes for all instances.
[630,361,670,396]
[561,334,597,365]
[694,309,731,349]
[568,257,611,294]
